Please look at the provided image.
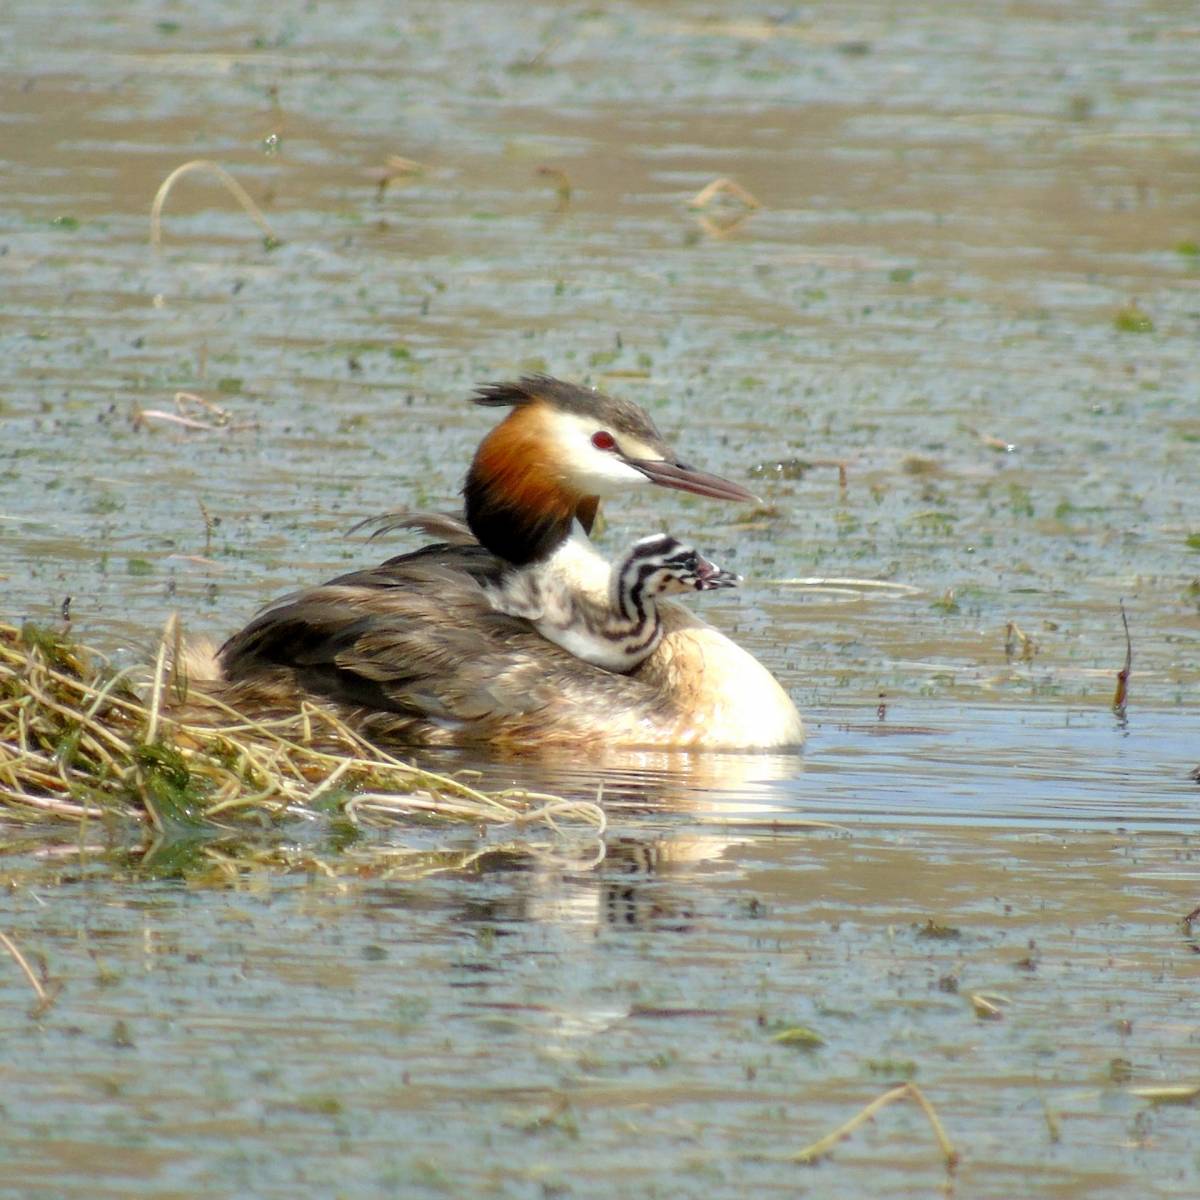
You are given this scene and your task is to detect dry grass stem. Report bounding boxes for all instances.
[774,578,921,593]
[1005,621,1037,663]
[0,930,50,1007]
[198,499,215,557]
[792,1082,958,1169]
[688,177,762,211]
[535,165,572,209]
[149,159,278,249]
[694,211,753,239]
[969,990,1009,1019]
[133,391,259,436]
[1112,599,1132,716]
[368,154,428,199]
[1129,1084,1200,1105]
[145,614,175,745]
[687,178,762,238]
[135,410,220,432]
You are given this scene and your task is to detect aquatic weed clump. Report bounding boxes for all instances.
[0,620,603,838]
[1,621,157,822]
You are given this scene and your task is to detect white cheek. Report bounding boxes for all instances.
[553,413,651,496]
[572,448,648,495]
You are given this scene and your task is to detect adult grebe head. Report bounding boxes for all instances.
[463,376,756,566]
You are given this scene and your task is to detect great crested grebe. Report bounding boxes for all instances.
[215,376,805,751]
[494,532,740,673]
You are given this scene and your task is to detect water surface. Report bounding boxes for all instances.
[2,1,1198,1196]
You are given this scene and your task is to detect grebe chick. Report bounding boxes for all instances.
[491,534,739,674]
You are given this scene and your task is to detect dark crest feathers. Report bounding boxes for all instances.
[472,375,664,444]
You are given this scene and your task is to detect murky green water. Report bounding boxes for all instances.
[2,1,1198,1196]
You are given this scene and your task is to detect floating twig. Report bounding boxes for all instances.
[687,177,762,211]
[1005,621,1037,663]
[367,154,427,201]
[1128,1084,1200,1105]
[134,409,220,433]
[535,165,572,210]
[963,424,1016,453]
[969,990,1010,1020]
[1112,599,1132,718]
[772,577,922,597]
[694,210,754,239]
[0,931,47,1003]
[0,930,61,1016]
[150,159,279,249]
[687,177,762,238]
[792,1082,958,1169]
[198,498,214,558]
[133,391,258,436]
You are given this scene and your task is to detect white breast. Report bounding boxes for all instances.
[647,604,805,750]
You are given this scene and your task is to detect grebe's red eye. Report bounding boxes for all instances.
[591,431,616,451]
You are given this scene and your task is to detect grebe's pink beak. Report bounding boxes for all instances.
[626,457,759,504]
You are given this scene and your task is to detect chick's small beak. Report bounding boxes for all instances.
[692,554,741,591]
[626,457,759,504]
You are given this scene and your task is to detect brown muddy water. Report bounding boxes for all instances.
[2,2,1198,1197]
